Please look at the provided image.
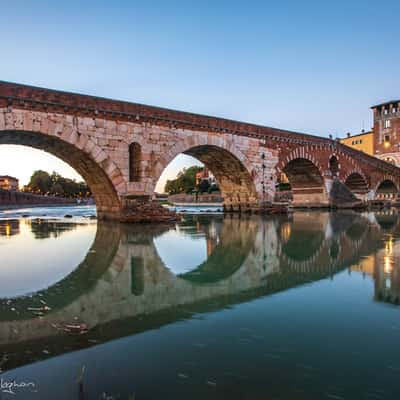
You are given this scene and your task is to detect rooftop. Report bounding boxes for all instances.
[0,175,19,181]
[341,130,373,140]
[371,100,400,109]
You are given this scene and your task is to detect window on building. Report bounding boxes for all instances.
[129,142,141,182]
[392,107,397,114]
[359,139,363,144]
[384,108,389,115]
[384,120,391,129]
[384,135,390,143]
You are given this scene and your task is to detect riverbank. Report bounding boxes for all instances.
[0,188,79,208]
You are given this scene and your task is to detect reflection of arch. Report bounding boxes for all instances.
[375,212,399,232]
[0,222,121,320]
[344,172,369,194]
[0,127,123,219]
[2,213,394,367]
[153,216,257,284]
[375,179,398,199]
[280,213,377,274]
[155,135,258,204]
[281,228,324,261]
[129,142,141,182]
[345,221,366,241]
[179,233,254,283]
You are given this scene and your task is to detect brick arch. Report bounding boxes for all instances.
[153,134,259,204]
[376,154,400,167]
[277,146,325,177]
[0,111,125,219]
[278,146,329,206]
[343,169,370,194]
[374,177,399,196]
[343,168,368,183]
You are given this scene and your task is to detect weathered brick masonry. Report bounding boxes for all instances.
[0,81,399,219]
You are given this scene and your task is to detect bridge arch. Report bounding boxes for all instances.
[344,171,369,195]
[0,112,124,219]
[154,135,259,208]
[375,179,399,200]
[281,154,328,206]
[376,154,400,166]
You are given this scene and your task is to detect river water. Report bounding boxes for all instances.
[0,208,399,399]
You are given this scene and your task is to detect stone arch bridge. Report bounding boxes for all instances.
[1,81,399,219]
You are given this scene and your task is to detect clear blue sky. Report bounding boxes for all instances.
[0,0,399,189]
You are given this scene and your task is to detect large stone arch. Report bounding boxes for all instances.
[154,134,260,208]
[279,148,328,206]
[0,109,125,219]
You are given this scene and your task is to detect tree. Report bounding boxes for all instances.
[27,170,52,194]
[164,166,203,194]
[25,170,91,198]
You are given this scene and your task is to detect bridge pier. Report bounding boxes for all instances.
[290,188,330,208]
[97,207,123,221]
[119,196,178,223]
[222,192,259,214]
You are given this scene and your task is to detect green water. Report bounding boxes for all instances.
[0,210,399,399]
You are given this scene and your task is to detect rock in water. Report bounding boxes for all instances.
[120,200,178,223]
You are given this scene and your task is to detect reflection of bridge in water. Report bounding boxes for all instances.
[1,211,399,370]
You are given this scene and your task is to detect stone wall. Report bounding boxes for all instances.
[0,189,75,207]
[168,193,224,204]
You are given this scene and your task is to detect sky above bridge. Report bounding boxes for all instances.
[0,0,399,190]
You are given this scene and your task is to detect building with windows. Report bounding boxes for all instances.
[0,175,19,191]
[195,168,217,186]
[372,100,400,165]
[340,100,400,165]
[340,130,374,155]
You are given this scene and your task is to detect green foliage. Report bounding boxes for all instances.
[25,170,91,198]
[164,166,203,194]
[26,170,52,194]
